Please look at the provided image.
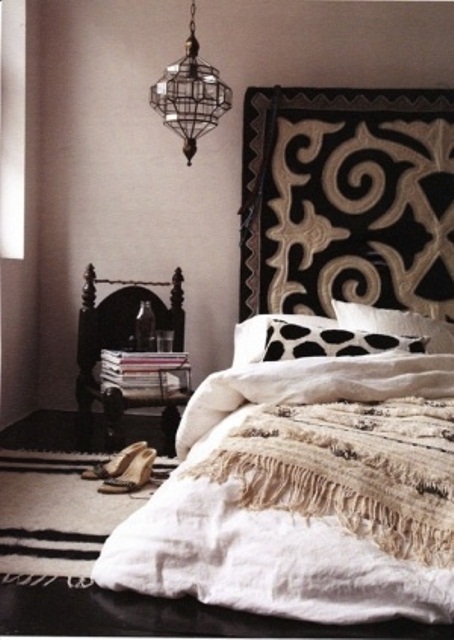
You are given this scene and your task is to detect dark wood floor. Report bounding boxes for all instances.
[0,411,452,638]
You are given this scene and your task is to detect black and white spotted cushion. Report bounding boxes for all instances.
[262,320,428,361]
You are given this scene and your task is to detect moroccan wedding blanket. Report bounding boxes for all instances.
[185,397,454,568]
[93,354,454,624]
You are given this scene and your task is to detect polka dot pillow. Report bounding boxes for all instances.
[262,320,429,361]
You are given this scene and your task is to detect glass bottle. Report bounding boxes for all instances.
[135,300,156,351]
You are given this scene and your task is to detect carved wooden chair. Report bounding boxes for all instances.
[75,264,190,455]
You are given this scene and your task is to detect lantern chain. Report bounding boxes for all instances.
[189,0,196,36]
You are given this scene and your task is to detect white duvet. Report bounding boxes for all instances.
[92,352,454,625]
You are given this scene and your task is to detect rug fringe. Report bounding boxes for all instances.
[1,573,94,589]
[67,576,94,589]
[1,572,58,587]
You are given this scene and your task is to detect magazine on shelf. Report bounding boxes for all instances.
[100,369,181,389]
[101,350,188,369]
[101,362,191,374]
[101,349,189,362]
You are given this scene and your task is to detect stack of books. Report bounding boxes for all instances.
[100,350,191,394]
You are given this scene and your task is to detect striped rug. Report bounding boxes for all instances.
[0,448,178,587]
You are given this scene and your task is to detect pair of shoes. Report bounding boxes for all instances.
[98,447,157,494]
[81,441,148,480]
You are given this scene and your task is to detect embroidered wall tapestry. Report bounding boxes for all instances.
[239,87,454,322]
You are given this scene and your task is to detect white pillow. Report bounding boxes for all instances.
[233,313,338,366]
[332,300,454,355]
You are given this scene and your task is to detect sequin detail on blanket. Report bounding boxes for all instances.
[184,397,454,568]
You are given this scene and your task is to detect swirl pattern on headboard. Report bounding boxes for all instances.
[239,87,454,323]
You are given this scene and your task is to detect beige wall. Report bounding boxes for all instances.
[1,0,454,426]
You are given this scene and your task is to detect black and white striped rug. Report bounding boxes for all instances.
[0,448,178,587]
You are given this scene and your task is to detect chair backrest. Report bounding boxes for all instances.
[77,264,185,374]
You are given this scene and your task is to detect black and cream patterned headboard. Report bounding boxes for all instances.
[239,87,454,323]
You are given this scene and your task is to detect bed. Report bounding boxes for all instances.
[92,87,454,631]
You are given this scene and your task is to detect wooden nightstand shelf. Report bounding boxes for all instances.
[75,264,190,455]
[98,350,193,456]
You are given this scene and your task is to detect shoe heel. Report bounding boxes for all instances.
[81,441,148,480]
[98,448,157,494]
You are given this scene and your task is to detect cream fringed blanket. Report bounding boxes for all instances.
[185,396,454,568]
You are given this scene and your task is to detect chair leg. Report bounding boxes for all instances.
[75,379,95,452]
[102,387,126,452]
[161,405,180,458]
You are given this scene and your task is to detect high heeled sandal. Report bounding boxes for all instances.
[97,447,157,494]
[81,441,148,480]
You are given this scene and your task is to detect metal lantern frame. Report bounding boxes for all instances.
[149,0,232,166]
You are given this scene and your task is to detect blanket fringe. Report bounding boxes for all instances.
[184,449,454,568]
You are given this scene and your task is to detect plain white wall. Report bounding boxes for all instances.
[1,1,454,425]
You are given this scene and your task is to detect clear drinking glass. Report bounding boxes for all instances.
[156,329,174,352]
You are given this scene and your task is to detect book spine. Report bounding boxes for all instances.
[101,363,190,373]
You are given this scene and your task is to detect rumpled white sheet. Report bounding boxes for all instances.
[176,351,454,460]
[92,353,454,624]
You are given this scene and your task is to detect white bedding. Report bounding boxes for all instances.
[92,352,454,625]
